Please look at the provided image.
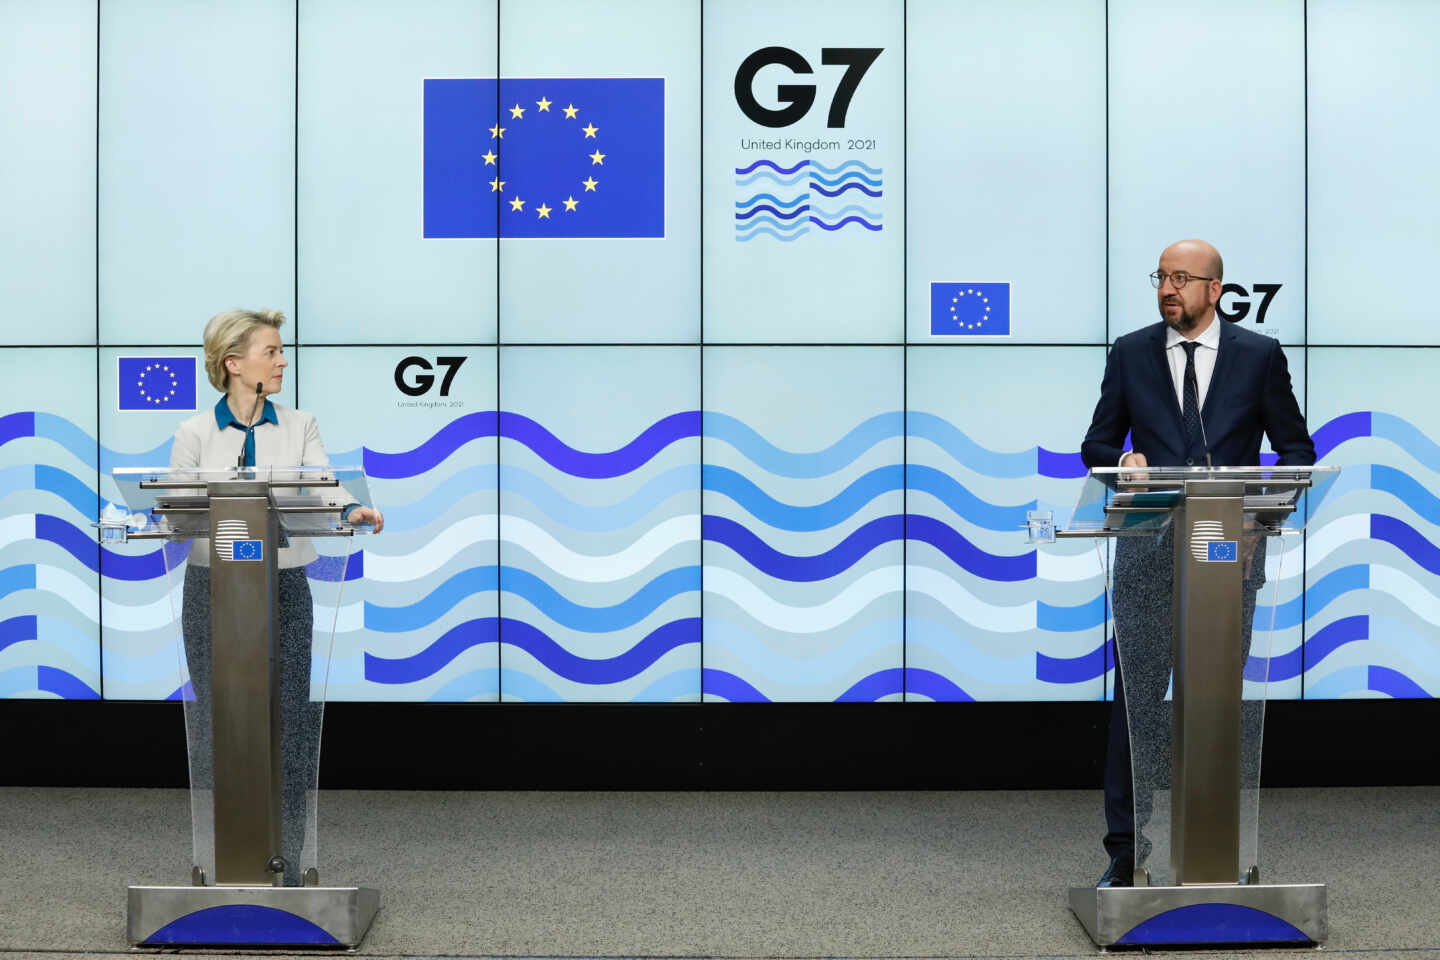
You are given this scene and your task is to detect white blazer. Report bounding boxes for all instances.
[169,401,351,569]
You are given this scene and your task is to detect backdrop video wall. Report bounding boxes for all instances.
[2,0,1437,703]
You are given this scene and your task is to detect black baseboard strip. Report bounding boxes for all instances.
[2,699,1434,790]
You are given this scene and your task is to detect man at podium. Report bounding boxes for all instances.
[1079,239,1314,887]
[169,308,383,884]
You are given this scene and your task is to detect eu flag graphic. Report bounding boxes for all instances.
[424,78,664,239]
[117,356,198,411]
[1207,540,1238,563]
[930,282,1012,336]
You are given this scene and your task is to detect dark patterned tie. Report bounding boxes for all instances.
[1181,341,1201,446]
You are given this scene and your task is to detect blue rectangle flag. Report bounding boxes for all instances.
[232,539,263,562]
[117,356,198,411]
[424,77,665,239]
[1207,540,1238,563]
[930,282,1011,336]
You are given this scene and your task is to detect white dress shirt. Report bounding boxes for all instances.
[1121,317,1222,464]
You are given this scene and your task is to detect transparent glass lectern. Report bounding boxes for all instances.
[101,465,379,948]
[1035,465,1338,948]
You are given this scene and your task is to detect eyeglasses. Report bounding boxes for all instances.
[1149,270,1214,290]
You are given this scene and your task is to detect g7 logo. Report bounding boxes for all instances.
[394,356,466,397]
[734,47,883,128]
[1218,283,1282,325]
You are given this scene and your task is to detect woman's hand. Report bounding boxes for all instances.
[346,506,385,533]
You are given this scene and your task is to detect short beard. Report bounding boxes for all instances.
[1161,301,1202,332]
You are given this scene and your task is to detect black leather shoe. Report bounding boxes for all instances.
[1097,856,1134,888]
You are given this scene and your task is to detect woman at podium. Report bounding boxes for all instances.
[169,308,383,884]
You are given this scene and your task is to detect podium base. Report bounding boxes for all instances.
[127,884,380,947]
[1068,882,1326,947]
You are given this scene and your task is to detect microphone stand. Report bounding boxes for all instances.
[236,381,264,470]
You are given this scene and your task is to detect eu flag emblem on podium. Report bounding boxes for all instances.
[930,282,1011,336]
[424,77,664,238]
[117,356,198,411]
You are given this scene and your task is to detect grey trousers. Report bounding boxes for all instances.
[181,564,319,885]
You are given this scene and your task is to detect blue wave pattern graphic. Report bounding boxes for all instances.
[2,407,1437,699]
[734,159,882,240]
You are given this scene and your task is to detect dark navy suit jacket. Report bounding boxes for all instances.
[1081,320,1316,469]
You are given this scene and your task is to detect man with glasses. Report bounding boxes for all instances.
[1079,238,1315,887]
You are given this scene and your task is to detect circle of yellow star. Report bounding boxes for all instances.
[481,150,498,166]
[536,203,552,219]
[536,96,552,111]
[509,103,526,119]
[581,122,598,138]
[589,149,605,165]
[489,124,505,139]
[562,103,579,119]
[581,177,598,192]
[563,195,578,212]
[489,177,505,192]
[509,196,525,212]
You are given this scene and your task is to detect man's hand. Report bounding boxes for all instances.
[1120,451,1149,486]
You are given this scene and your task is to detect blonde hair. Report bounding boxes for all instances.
[202,309,286,392]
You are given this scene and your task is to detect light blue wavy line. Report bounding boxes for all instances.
[629,667,702,701]
[1372,413,1440,473]
[425,667,502,702]
[903,617,1053,686]
[30,413,174,471]
[14,615,98,667]
[907,412,1037,478]
[808,171,883,188]
[501,465,696,531]
[0,666,40,697]
[1258,563,1369,630]
[810,160,883,176]
[1373,464,1440,526]
[734,193,810,209]
[735,226,810,242]
[808,206,883,221]
[99,635,183,687]
[735,171,807,186]
[0,465,106,519]
[704,618,903,688]
[734,214,808,232]
[364,565,701,634]
[1302,665,1373,699]
[704,412,902,479]
[497,668,564,702]
[382,465,498,530]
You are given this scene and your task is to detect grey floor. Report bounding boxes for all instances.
[1,787,1437,959]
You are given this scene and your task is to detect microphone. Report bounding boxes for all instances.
[237,381,264,470]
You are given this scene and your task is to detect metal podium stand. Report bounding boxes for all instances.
[102,465,379,948]
[1032,464,1339,948]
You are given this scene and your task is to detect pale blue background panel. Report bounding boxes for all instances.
[0,349,101,699]
[1304,348,1440,699]
[906,347,1105,701]
[906,0,1104,345]
[299,0,498,344]
[99,0,295,345]
[702,0,903,343]
[702,347,903,701]
[499,347,700,701]
[98,346,294,700]
[1308,1,1440,345]
[498,0,700,343]
[1108,0,1304,344]
[299,346,499,702]
[0,0,96,344]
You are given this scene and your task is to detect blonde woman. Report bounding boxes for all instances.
[170,308,382,885]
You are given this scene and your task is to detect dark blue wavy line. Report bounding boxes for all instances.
[703,514,1033,582]
[1244,615,1367,683]
[1369,665,1431,698]
[735,203,809,221]
[34,514,167,581]
[735,159,808,175]
[362,411,498,479]
[37,665,98,700]
[364,617,700,685]
[836,667,974,702]
[0,615,38,655]
[0,411,35,447]
[1314,411,1371,460]
[1036,641,1108,684]
[1370,514,1440,575]
[810,182,882,198]
[701,668,770,701]
[809,215,882,231]
[1038,447,1088,479]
